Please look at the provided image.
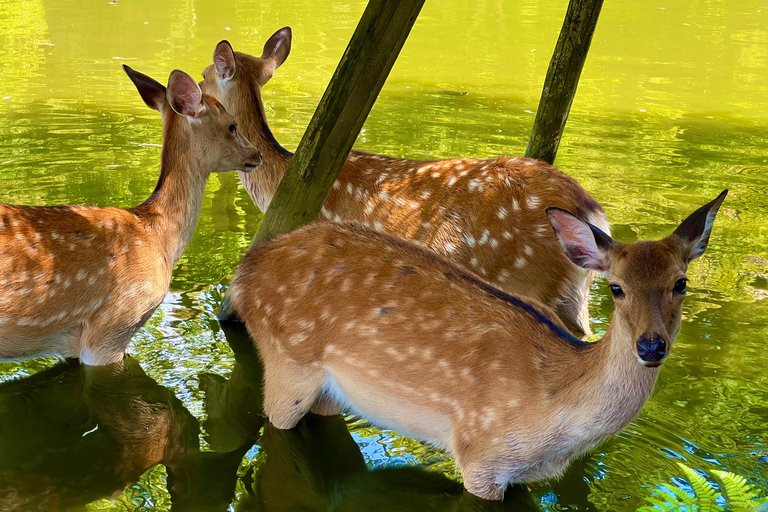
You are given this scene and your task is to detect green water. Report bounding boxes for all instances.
[0,0,766,509]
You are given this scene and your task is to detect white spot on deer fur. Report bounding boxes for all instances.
[17,317,34,326]
[480,408,497,429]
[373,221,384,231]
[479,230,489,245]
[421,221,432,229]
[515,257,526,268]
[507,399,520,408]
[490,238,499,248]
[420,190,431,199]
[447,176,458,187]
[467,179,484,193]
[524,245,534,256]
[497,206,508,219]
[63,279,71,289]
[18,287,31,296]
[394,197,406,206]
[502,231,513,240]
[444,241,457,254]
[51,231,61,240]
[334,215,341,222]
[465,235,475,247]
[76,269,86,281]
[379,191,390,201]
[320,206,332,219]
[470,257,479,268]
[526,195,540,209]
[346,183,354,194]
[498,269,511,280]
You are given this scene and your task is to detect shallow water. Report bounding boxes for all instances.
[0,0,766,510]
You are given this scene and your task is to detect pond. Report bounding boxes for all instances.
[0,0,767,510]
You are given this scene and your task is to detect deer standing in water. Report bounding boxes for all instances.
[200,28,608,338]
[228,191,727,500]
[0,66,261,365]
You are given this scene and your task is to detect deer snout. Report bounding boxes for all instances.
[636,333,668,367]
[242,145,262,173]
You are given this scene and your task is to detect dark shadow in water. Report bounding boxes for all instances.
[0,356,249,511]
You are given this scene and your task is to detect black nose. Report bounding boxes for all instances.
[636,333,667,363]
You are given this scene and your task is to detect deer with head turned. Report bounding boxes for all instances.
[0,66,261,365]
[228,191,727,500]
[200,28,608,338]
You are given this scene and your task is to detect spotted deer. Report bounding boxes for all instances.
[200,28,608,338]
[228,191,727,500]
[0,66,261,365]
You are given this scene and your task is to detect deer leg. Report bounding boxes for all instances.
[262,359,325,429]
[309,391,343,416]
[452,434,508,501]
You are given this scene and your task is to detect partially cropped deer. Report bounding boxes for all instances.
[200,28,608,338]
[0,66,261,365]
[229,191,727,500]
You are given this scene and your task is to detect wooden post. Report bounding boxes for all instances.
[525,0,604,164]
[218,0,425,319]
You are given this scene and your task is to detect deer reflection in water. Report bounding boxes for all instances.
[0,357,247,511]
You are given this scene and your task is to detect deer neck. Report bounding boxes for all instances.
[567,318,660,433]
[235,81,293,212]
[132,113,209,268]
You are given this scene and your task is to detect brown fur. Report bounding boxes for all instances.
[0,68,260,365]
[229,192,726,500]
[200,30,608,338]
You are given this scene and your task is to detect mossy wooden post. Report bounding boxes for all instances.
[525,0,604,164]
[218,0,426,319]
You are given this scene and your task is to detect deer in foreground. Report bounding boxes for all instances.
[200,28,608,338]
[0,66,261,365]
[228,191,727,500]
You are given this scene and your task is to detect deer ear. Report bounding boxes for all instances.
[123,65,166,112]
[260,27,292,81]
[213,40,236,82]
[671,189,728,263]
[547,208,614,272]
[167,70,205,118]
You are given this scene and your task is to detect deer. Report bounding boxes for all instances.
[200,28,608,338]
[227,190,727,501]
[0,65,261,366]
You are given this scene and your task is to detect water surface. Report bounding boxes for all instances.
[0,0,766,510]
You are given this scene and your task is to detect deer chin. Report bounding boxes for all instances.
[242,161,260,173]
[637,356,665,368]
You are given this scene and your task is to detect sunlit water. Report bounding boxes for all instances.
[0,0,766,510]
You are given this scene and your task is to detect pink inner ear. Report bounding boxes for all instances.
[168,71,203,118]
[214,42,236,81]
[548,210,607,271]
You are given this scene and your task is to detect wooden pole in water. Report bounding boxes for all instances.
[525,0,604,164]
[218,0,426,319]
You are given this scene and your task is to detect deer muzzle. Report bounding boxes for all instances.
[636,332,668,366]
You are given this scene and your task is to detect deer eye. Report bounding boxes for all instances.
[609,284,624,297]
[229,124,237,134]
[673,278,687,295]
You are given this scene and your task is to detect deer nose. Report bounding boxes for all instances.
[636,333,667,364]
